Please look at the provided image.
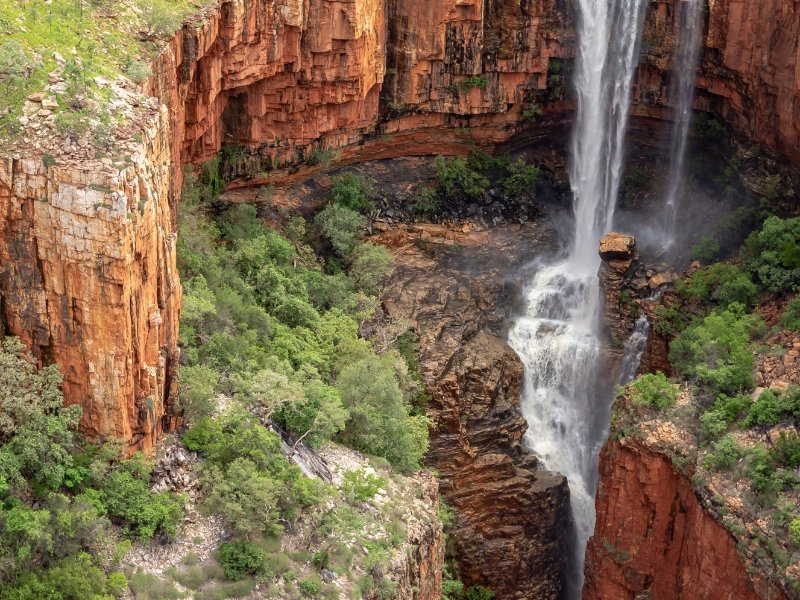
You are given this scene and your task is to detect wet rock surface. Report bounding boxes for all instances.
[378,222,572,599]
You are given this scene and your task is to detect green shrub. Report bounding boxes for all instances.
[202,458,284,537]
[218,540,268,580]
[699,410,727,441]
[442,578,465,600]
[125,60,150,84]
[746,444,781,498]
[330,174,375,213]
[691,236,721,263]
[102,468,184,542]
[652,304,689,337]
[771,431,800,468]
[669,303,762,396]
[742,216,800,292]
[498,159,539,198]
[790,518,800,547]
[465,586,495,600]
[306,148,338,166]
[676,263,757,308]
[433,156,489,202]
[627,372,679,410]
[744,390,782,429]
[139,0,185,37]
[713,393,752,422]
[457,75,488,91]
[780,297,800,331]
[0,41,37,96]
[522,104,542,121]
[411,186,440,216]
[315,204,367,258]
[298,575,323,598]
[106,571,128,597]
[703,436,744,470]
[342,470,386,504]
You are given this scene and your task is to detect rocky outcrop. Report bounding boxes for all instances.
[584,434,791,600]
[381,223,572,598]
[0,103,181,449]
[597,232,676,375]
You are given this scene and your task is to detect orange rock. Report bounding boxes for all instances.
[584,438,790,600]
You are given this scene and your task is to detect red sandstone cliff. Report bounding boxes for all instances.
[2,0,799,448]
[584,435,791,600]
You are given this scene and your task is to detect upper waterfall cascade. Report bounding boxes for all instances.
[508,0,647,594]
[662,0,705,246]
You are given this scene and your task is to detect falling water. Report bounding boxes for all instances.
[507,0,646,593]
[617,315,650,385]
[661,0,704,246]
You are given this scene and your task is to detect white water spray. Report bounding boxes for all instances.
[507,0,646,592]
[661,0,704,246]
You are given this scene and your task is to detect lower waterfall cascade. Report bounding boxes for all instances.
[508,0,648,594]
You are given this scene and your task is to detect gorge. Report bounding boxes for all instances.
[1,0,800,598]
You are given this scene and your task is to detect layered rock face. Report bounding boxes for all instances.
[633,0,800,166]
[2,0,799,449]
[584,436,791,600]
[0,107,181,449]
[699,0,800,166]
[380,222,572,598]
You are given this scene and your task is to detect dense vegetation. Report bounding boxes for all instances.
[412,151,540,217]
[621,215,800,592]
[0,337,185,599]
[170,164,438,597]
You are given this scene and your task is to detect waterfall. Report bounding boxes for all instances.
[661,0,704,246]
[507,0,646,593]
[617,315,650,385]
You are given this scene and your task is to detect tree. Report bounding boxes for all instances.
[742,216,800,292]
[0,42,37,95]
[202,458,282,537]
[314,204,367,258]
[349,243,393,296]
[178,364,218,423]
[337,355,430,472]
[0,338,82,494]
[235,369,305,422]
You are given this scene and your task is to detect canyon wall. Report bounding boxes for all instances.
[381,222,572,598]
[584,436,791,600]
[0,103,181,450]
[1,0,798,450]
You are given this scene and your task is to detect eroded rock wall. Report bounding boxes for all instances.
[0,106,181,449]
[381,223,572,599]
[584,436,791,600]
[2,0,799,449]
